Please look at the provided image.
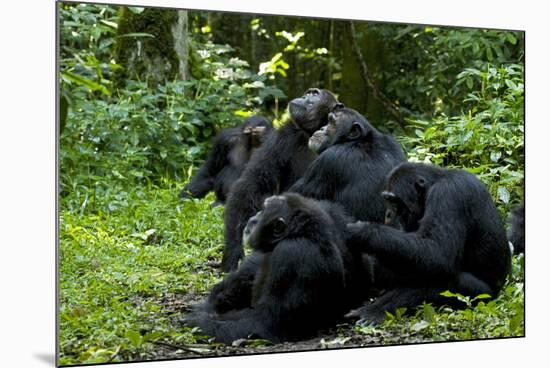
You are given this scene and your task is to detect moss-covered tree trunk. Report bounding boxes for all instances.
[115,8,188,86]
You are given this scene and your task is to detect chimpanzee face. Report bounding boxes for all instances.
[288,88,339,133]
[383,166,429,232]
[243,196,290,252]
[242,194,324,252]
[382,191,421,232]
[307,104,351,153]
[308,124,331,153]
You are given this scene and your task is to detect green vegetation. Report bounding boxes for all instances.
[58,2,524,365]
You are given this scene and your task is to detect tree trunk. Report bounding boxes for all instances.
[172,11,189,81]
[115,7,189,86]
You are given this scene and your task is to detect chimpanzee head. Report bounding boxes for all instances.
[307,102,343,153]
[242,193,329,252]
[241,116,273,147]
[382,163,439,232]
[308,106,378,154]
[288,88,340,134]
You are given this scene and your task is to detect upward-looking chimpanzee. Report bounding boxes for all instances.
[290,107,406,221]
[179,116,273,205]
[346,162,512,324]
[507,201,525,254]
[184,193,373,343]
[221,88,340,272]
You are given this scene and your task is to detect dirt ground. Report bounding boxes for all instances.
[152,292,433,361]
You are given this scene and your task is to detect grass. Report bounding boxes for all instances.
[58,180,524,366]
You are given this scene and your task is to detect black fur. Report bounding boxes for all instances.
[221,89,340,272]
[347,162,512,324]
[291,107,406,222]
[184,193,370,343]
[179,116,272,204]
[507,201,525,254]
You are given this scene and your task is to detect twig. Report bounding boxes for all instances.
[348,21,405,127]
[107,345,121,363]
[151,340,210,356]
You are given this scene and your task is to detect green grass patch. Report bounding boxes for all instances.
[59,181,224,365]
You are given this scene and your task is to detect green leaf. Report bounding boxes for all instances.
[142,331,163,342]
[490,151,501,162]
[125,330,142,346]
[411,321,430,332]
[497,187,510,204]
[440,290,458,298]
[422,303,435,322]
[506,33,517,45]
[116,32,155,39]
[99,19,118,29]
[473,293,492,301]
[486,47,494,61]
[505,79,517,90]
[60,71,111,96]
[128,6,145,14]
[509,313,522,333]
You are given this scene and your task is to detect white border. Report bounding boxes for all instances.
[1,1,547,367]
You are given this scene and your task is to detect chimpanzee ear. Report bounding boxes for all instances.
[348,122,366,140]
[333,102,345,111]
[382,191,397,202]
[382,190,405,207]
[415,176,427,190]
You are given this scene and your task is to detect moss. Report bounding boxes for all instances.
[114,7,180,86]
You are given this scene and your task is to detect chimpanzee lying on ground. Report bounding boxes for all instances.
[346,162,512,324]
[221,88,341,272]
[179,116,272,206]
[291,106,406,222]
[184,193,374,343]
[507,201,525,254]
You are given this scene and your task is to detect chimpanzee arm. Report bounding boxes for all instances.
[349,186,466,280]
[221,137,283,272]
[201,252,264,314]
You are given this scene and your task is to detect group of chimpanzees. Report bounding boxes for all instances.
[179,88,524,344]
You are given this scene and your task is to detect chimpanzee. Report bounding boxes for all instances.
[184,193,372,343]
[346,162,512,324]
[221,88,340,272]
[507,201,525,254]
[179,116,273,205]
[290,107,406,222]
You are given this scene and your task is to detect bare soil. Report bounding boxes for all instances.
[151,292,433,361]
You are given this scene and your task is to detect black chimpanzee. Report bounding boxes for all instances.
[507,201,525,254]
[221,88,340,272]
[346,162,512,324]
[290,107,406,222]
[184,193,372,343]
[179,116,273,206]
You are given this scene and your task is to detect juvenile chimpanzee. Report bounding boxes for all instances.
[221,88,340,272]
[290,107,406,222]
[507,201,525,254]
[346,162,512,324]
[179,116,272,205]
[184,193,371,343]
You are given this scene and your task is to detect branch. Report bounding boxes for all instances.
[347,21,405,127]
[151,340,210,356]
